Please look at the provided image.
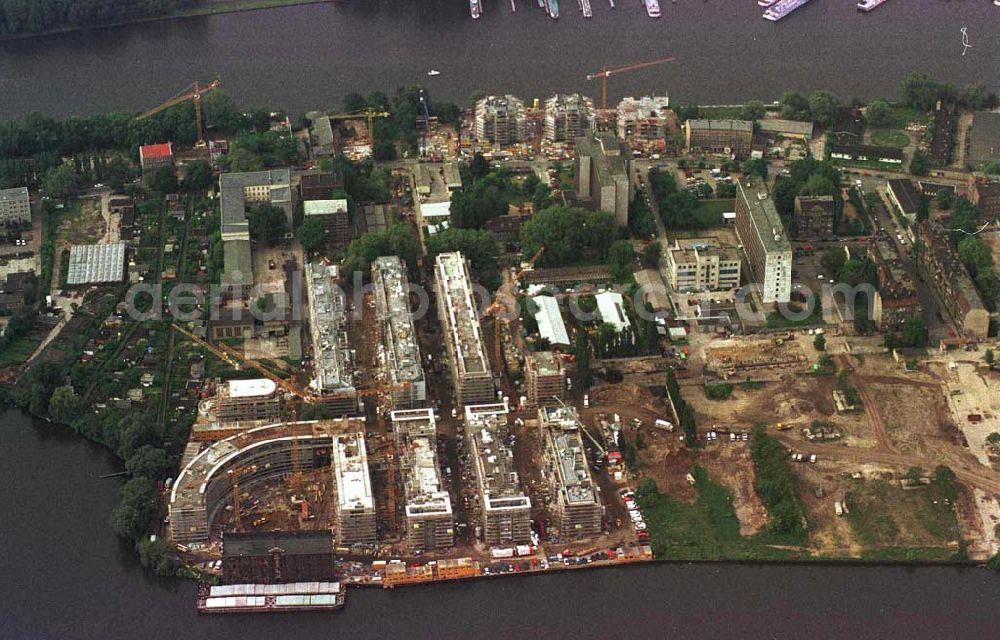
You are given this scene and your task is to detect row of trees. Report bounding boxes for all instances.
[773,157,844,235]
[0,0,205,36]
[750,425,807,537]
[666,369,697,446]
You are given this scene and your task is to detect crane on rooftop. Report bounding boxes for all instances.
[136,78,221,148]
[586,56,677,110]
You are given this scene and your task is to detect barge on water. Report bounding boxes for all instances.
[197,581,345,614]
[763,0,813,21]
[857,0,890,11]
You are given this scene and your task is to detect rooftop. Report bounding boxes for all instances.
[223,530,333,558]
[0,186,29,203]
[391,408,452,518]
[670,237,741,263]
[372,256,425,389]
[596,291,630,332]
[464,402,530,510]
[888,179,921,215]
[139,142,173,160]
[531,295,570,346]
[435,252,490,378]
[224,378,278,399]
[220,169,292,236]
[968,111,1000,168]
[736,179,792,255]
[757,118,814,138]
[575,133,629,188]
[539,406,599,507]
[67,242,126,285]
[528,350,564,377]
[304,199,347,216]
[332,431,374,511]
[305,262,354,394]
[687,119,753,133]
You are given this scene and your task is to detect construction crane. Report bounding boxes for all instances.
[586,56,677,110]
[136,78,221,147]
[227,464,257,532]
[481,247,545,373]
[328,108,391,148]
[552,396,606,457]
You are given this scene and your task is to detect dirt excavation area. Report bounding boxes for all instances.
[586,350,1000,561]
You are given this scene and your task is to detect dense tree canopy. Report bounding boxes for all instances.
[343,224,420,274]
[0,0,207,36]
[248,203,289,246]
[520,206,617,268]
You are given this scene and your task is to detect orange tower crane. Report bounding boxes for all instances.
[586,56,677,110]
[136,78,221,147]
[227,464,257,532]
[481,247,545,373]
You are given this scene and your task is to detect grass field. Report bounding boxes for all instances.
[0,332,43,366]
[636,466,802,561]
[870,129,910,149]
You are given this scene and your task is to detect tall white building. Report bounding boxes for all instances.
[665,238,742,292]
[735,179,792,304]
[544,93,595,142]
[474,95,527,146]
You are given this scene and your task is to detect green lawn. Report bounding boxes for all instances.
[845,478,962,556]
[766,300,824,329]
[636,466,802,561]
[870,129,910,149]
[0,333,43,366]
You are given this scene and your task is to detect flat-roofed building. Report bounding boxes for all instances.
[67,242,126,285]
[967,111,1000,170]
[332,430,377,546]
[0,187,30,226]
[433,252,494,406]
[793,195,836,239]
[474,95,527,146]
[887,179,921,221]
[464,402,532,546]
[969,174,1000,220]
[531,295,570,346]
[305,262,357,415]
[443,162,463,191]
[525,351,565,407]
[616,95,678,140]
[665,237,742,292]
[372,256,426,409]
[299,171,344,202]
[391,408,454,552]
[220,169,292,299]
[757,118,814,141]
[918,222,989,340]
[829,144,904,165]
[596,291,630,332]
[734,179,792,304]
[304,199,350,245]
[539,406,602,540]
[684,119,753,157]
[544,93,595,142]
[575,133,632,226]
[211,378,281,423]
[222,530,335,584]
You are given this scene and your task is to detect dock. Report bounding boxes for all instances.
[763,0,813,21]
[197,582,346,614]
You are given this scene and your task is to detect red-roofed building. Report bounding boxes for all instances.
[139,142,175,173]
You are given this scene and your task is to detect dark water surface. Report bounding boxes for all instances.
[0,0,998,119]
[2,407,1000,640]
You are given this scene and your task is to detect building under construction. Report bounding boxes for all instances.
[539,406,603,540]
[371,257,427,409]
[524,351,565,407]
[222,530,336,584]
[331,430,377,546]
[474,95,527,146]
[544,93,595,142]
[169,420,355,546]
[305,262,357,415]
[433,252,494,406]
[616,95,679,141]
[391,408,454,552]
[205,378,282,424]
[464,402,532,546]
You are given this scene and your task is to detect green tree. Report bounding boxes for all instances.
[985,349,995,370]
[47,385,77,424]
[343,224,420,273]
[741,100,766,121]
[520,206,617,268]
[125,446,173,481]
[820,247,847,276]
[183,160,214,192]
[608,240,635,282]
[109,477,157,543]
[248,203,289,246]
[900,316,929,348]
[426,227,500,280]
[958,236,993,277]
[807,90,840,127]
[799,174,835,197]
[42,164,80,198]
[296,216,327,254]
[641,242,662,269]
[469,152,490,181]
[779,91,811,121]
[813,334,826,352]
[934,189,954,212]
[865,98,893,128]
[916,194,930,223]
[910,149,931,177]
[574,331,592,390]
[950,197,979,236]
[901,72,947,111]
[137,536,180,577]
[145,165,178,194]
[744,158,768,180]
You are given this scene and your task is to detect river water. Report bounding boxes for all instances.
[0,0,999,120]
[2,407,1000,640]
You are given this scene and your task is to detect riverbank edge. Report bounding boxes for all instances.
[5,387,993,579]
[0,0,337,43]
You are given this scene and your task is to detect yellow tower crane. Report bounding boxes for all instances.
[136,78,221,147]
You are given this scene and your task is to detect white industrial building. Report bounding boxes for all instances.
[67,242,126,285]
[595,291,630,332]
[531,295,570,346]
